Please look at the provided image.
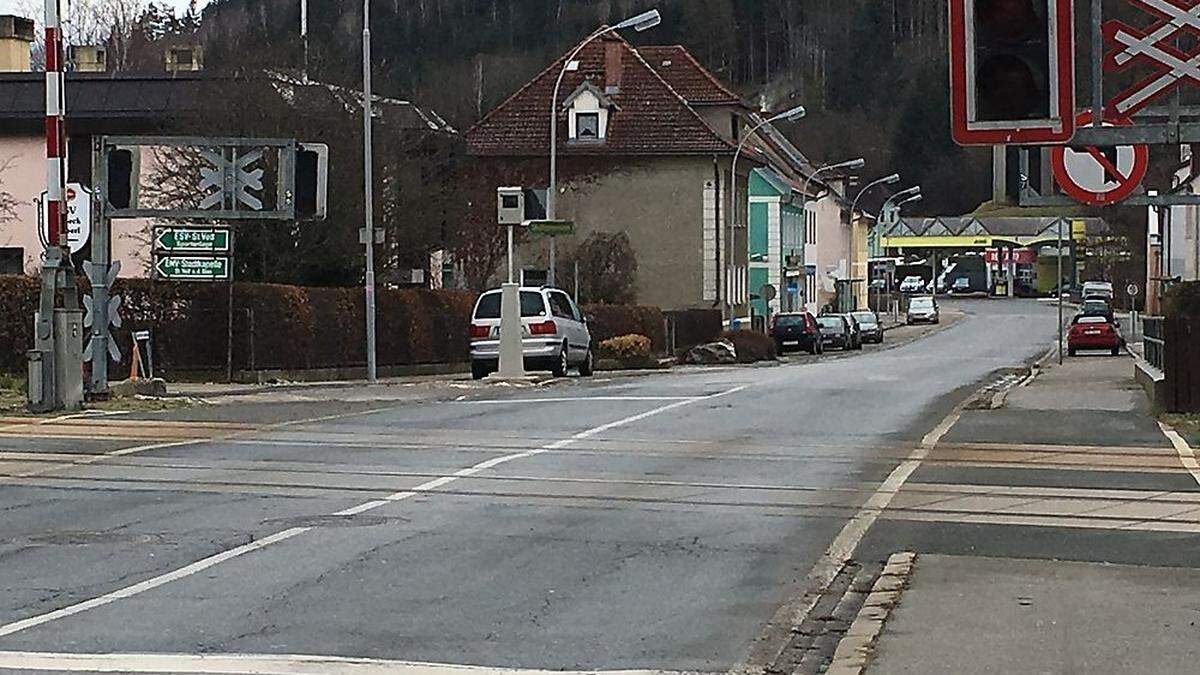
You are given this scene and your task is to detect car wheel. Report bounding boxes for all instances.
[471,361,490,380]
[1111,346,1120,357]
[579,348,595,376]
[552,343,569,377]
[1068,347,1076,357]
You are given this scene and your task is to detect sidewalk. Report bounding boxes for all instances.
[850,353,1200,674]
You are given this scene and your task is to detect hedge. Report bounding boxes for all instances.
[583,303,666,353]
[1164,282,1200,318]
[0,275,476,376]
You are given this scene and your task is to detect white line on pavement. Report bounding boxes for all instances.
[0,650,682,674]
[1159,422,1200,487]
[454,396,701,404]
[0,385,748,638]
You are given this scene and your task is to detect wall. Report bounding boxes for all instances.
[812,182,849,312]
[0,134,153,277]
[517,156,725,312]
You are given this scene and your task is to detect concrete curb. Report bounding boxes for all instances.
[825,551,918,675]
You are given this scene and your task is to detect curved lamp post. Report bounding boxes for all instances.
[845,174,901,309]
[545,9,661,286]
[726,105,807,322]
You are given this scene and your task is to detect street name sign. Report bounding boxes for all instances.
[525,219,575,237]
[154,227,231,253]
[154,256,230,281]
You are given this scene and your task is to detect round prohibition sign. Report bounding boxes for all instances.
[1051,110,1149,206]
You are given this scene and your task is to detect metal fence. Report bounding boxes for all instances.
[1143,316,1164,371]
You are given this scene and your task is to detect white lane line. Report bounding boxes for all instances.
[0,527,309,638]
[0,650,682,674]
[455,396,700,404]
[0,385,747,637]
[1159,422,1200,487]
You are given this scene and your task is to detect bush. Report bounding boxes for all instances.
[583,304,665,353]
[1164,282,1200,318]
[598,334,652,361]
[721,329,777,363]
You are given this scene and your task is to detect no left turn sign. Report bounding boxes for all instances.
[1051,111,1149,206]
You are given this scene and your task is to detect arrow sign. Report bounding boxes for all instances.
[154,227,231,253]
[155,256,230,281]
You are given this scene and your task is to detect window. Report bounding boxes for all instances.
[576,112,600,140]
[0,248,22,275]
[473,291,549,319]
[549,292,574,319]
[521,268,548,287]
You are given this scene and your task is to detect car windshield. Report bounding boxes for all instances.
[851,312,877,325]
[775,315,805,327]
[910,298,934,309]
[1076,315,1109,325]
[816,317,845,332]
[473,291,547,319]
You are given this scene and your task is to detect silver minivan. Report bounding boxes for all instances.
[469,287,594,379]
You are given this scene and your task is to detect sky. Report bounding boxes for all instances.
[0,0,208,19]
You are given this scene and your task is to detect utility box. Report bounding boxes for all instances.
[497,187,525,225]
[53,309,83,411]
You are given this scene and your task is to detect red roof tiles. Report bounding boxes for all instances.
[638,46,743,106]
[467,34,737,157]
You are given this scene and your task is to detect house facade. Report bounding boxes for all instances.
[749,168,805,316]
[466,35,755,314]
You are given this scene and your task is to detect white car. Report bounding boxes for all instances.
[469,287,594,380]
[1082,280,1114,301]
[900,275,926,294]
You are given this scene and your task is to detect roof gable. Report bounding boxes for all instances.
[638,45,742,106]
[467,34,735,157]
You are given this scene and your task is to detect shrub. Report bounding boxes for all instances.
[1164,282,1200,318]
[598,334,652,361]
[583,304,665,353]
[721,329,777,363]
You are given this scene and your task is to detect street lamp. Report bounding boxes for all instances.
[802,157,865,202]
[726,104,807,323]
[546,9,661,286]
[363,0,378,382]
[846,174,901,306]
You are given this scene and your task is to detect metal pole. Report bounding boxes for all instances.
[1058,218,1065,364]
[573,260,579,303]
[549,237,556,287]
[362,0,378,382]
[226,228,235,383]
[1092,0,1103,126]
[301,0,309,82]
[507,224,514,283]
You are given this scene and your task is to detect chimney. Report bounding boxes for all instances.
[604,38,622,94]
[69,45,108,73]
[0,15,35,73]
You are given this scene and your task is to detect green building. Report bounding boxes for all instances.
[749,168,807,318]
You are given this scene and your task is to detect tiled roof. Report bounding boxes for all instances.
[0,73,208,120]
[638,45,742,105]
[467,33,736,157]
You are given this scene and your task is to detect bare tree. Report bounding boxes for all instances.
[14,0,149,70]
[0,157,18,225]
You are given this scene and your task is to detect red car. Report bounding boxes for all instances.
[1067,315,1122,356]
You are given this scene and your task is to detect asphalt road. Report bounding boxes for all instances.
[0,299,1060,673]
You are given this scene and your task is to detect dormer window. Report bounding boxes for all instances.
[563,81,616,144]
[576,112,600,140]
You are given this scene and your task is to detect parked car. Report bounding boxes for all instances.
[1082,280,1115,301]
[816,315,854,351]
[770,312,823,355]
[900,275,926,294]
[949,277,972,295]
[837,313,864,350]
[1080,298,1115,322]
[906,296,940,325]
[850,310,884,344]
[1067,314,1122,356]
[469,287,594,379]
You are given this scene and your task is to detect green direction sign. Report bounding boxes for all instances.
[525,219,575,237]
[154,255,230,281]
[154,227,231,253]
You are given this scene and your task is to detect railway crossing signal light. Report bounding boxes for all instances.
[295,143,328,221]
[950,0,1075,145]
[106,148,134,210]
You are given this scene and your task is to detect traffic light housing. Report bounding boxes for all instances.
[295,143,328,221]
[106,148,135,210]
[950,0,1074,145]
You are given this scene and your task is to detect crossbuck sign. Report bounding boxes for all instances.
[1104,0,1200,116]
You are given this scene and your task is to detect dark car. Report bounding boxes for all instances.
[1080,298,1115,322]
[816,315,853,351]
[840,313,865,350]
[771,312,823,355]
[850,310,884,344]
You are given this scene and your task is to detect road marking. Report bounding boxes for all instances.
[0,527,309,638]
[0,386,747,637]
[454,396,700,404]
[747,398,965,672]
[1159,421,1200,487]
[0,650,682,674]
